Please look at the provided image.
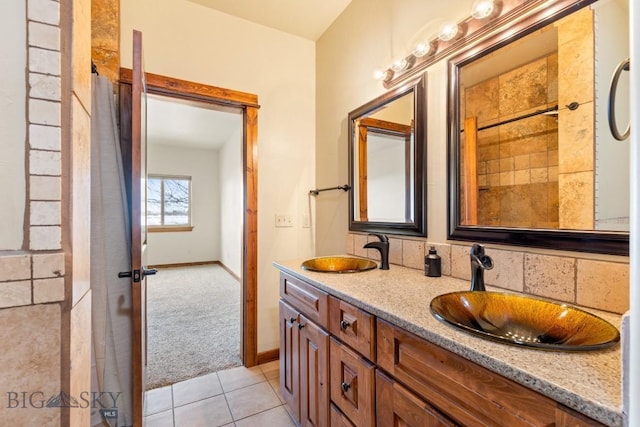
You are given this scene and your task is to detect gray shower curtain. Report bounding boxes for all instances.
[90,73,133,427]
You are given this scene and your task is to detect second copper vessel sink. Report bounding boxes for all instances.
[430,291,620,351]
[301,256,377,273]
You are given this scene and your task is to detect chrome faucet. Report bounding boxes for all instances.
[364,233,389,270]
[470,244,493,291]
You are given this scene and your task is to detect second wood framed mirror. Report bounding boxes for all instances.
[349,74,427,237]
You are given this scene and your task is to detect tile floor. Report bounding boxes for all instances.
[144,361,296,427]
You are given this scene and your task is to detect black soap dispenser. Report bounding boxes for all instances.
[425,246,441,277]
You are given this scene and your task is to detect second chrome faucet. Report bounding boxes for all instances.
[363,233,389,270]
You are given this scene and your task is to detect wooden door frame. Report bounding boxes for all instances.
[119,69,260,368]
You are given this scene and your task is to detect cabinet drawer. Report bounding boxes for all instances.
[377,319,557,427]
[556,405,605,426]
[376,370,456,427]
[280,272,328,328]
[330,403,355,427]
[330,337,376,427]
[329,295,376,361]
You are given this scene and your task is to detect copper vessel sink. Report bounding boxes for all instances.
[301,256,377,273]
[430,291,620,351]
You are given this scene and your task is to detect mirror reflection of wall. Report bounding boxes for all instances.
[353,91,414,223]
[594,0,630,231]
[457,0,629,232]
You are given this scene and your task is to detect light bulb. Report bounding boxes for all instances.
[373,69,385,80]
[413,41,435,58]
[391,58,408,72]
[438,22,460,42]
[471,0,495,19]
[373,69,391,81]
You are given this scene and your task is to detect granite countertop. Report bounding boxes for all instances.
[273,258,623,427]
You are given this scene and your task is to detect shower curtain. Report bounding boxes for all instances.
[90,73,133,427]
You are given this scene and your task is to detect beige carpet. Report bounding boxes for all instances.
[145,264,242,390]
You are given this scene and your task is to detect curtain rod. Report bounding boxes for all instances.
[475,105,559,132]
[309,184,351,196]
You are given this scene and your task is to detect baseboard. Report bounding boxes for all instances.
[256,348,279,365]
[148,260,240,281]
[148,260,217,269]
[217,262,241,282]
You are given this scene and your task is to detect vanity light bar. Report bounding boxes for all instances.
[378,0,537,89]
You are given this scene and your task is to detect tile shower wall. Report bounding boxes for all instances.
[0,2,65,425]
[347,233,629,315]
[0,0,65,309]
[459,8,595,230]
[462,52,559,228]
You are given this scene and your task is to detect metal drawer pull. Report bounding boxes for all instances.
[608,58,630,141]
[341,382,351,393]
[340,320,351,330]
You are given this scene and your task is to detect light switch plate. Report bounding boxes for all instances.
[275,214,293,227]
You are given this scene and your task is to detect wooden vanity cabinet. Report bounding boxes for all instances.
[279,271,607,427]
[280,273,331,427]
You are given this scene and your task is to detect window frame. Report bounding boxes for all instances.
[147,174,194,232]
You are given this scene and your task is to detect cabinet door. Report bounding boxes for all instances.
[279,300,300,422]
[331,403,356,427]
[299,313,330,427]
[376,370,456,427]
[330,338,376,427]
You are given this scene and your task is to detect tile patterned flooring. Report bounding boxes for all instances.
[144,361,296,427]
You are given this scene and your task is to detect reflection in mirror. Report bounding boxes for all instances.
[449,0,629,254]
[349,74,426,236]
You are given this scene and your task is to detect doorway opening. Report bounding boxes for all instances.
[144,93,244,389]
[120,69,260,391]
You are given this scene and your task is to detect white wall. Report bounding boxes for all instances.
[220,127,243,277]
[316,0,470,255]
[594,0,630,230]
[147,144,220,265]
[627,1,638,424]
[0,0,26,249]
[121,0,316,352]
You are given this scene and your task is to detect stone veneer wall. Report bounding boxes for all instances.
[0,0,92,425]
[347,233,629,315]
[91,0,120,82]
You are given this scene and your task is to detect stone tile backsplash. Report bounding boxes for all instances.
[347,233,629,314]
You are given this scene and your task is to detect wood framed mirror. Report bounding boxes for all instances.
[448,0,629,255]
[349,74,427,237]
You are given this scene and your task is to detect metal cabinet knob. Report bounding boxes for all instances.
[298,323,306,330]
[340,320,351,330]
[341,382,351,393]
